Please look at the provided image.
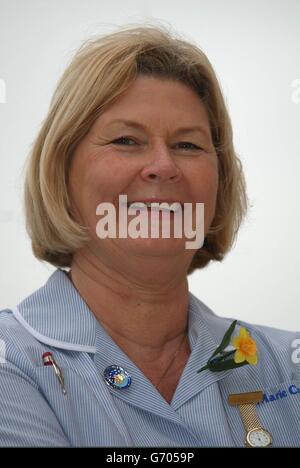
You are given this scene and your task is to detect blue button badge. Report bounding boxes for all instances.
[104,365,132,389]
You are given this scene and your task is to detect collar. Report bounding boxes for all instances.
[11,268,235,360]
[12,268,98,353]
[91,285,236,412]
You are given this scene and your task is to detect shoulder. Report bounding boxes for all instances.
[189,292,299,384]
[0,306,37,345]
[0,268,97,359]
[189,291,298,343]
[0,308,46,375]
[0,308,70,446]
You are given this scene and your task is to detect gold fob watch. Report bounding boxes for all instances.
[228,391,272,448]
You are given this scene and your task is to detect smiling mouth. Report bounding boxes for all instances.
[126,201,183,213]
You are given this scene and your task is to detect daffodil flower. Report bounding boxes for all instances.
[197,320,259,374]
[231,327,258,365]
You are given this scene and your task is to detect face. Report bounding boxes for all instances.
[68,76,219,264]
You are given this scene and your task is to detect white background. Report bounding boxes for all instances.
[0,0,299,330]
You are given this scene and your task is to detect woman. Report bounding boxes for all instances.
[0,24,299,447]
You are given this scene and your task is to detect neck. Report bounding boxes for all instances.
[68,246,190,359]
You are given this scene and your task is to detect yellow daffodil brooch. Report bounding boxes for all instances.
[197,320,258,373]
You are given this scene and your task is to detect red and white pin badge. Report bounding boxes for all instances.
[42,352,66,394]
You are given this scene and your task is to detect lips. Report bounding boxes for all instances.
[127,198,183,205]
[127,201,183,212]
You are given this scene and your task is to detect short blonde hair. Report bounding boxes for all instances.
[24,22,248,274]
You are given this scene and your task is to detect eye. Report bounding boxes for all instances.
[112,137,137,145]
[176,142,202,151]
[111,137,203,151]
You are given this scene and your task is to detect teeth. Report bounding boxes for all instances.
[128,202,151,208]
[127,201,182,212]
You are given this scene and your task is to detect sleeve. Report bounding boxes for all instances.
[0,361,70,447]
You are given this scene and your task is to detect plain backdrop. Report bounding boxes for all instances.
[0,0,299,331]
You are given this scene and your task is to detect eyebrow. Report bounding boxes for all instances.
[106,119,211,138]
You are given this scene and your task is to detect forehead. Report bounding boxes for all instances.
[95,76,211,136]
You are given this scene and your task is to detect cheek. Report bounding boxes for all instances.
[190,159,219,205]
[68,152,134,225]
[68,154,102,225]
[188,160,219,231]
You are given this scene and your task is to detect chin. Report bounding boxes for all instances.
[118,236,188,255]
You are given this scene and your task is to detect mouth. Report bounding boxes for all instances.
[126,201,183,213]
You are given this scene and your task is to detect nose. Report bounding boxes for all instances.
[140,143,182,184]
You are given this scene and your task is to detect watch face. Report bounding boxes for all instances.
[246,428,272,447]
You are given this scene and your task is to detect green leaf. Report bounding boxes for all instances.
[197,350,237,373]
[208,358,248,372]
[209,349,236,363]
[197,364,209,373]
[210,320,237,359]
[219,349,236,359]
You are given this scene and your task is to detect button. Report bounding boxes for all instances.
[104,365,132,389]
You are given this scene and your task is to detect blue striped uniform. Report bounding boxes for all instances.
[0,269,299,446]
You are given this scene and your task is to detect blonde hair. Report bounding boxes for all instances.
[24,22,248,274]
